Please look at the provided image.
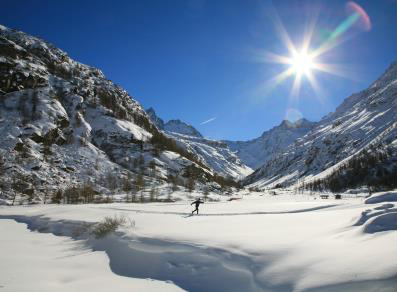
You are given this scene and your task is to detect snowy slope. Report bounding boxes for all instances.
[147,108,314,176]
[146,107,252,178]
[165,132,253,179]
[1,190,397,291]
[245,62,397,189]
[0,219,182,292]
[0,25,228,204]
[225,119,316,169]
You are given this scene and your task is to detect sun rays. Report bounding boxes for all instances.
[257,1,371,119]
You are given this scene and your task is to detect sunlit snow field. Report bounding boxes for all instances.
[1,191,396,292]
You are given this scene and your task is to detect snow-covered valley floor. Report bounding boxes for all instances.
[1,191,397,292]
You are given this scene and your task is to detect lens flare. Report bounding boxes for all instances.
[285,108,303,123]
[258,2,371,101]
[313,1,371,58]
[346,1,371,31]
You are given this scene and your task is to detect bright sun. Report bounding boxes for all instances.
[290,50,316,76]
[260,1,372,98]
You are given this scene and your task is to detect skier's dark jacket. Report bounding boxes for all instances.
[191,199,204,207]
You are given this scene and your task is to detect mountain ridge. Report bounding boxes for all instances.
[0,24,238,204]
[146,107,203,138]
[244,61,397,189]
[224,118,316,169]
[146,107,252,178]
[146,107,316,171]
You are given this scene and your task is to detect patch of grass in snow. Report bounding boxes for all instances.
[92,214,134,239]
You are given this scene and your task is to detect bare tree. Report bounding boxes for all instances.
[203,187,209,201]
[122,173,133,202]
[150,186,157,202]
[0,154,5,176]
[106,172,118,195]
[81,182,95,203]
[11,176,27,205]
[186,176,195,193]
[52,189,63,204]
[135,174,145,202]
[138,154,145,174]
[149,160,156,177]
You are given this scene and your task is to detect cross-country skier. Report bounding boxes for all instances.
[191,198,204,215]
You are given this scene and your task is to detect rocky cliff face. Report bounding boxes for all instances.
[146,107,165,129]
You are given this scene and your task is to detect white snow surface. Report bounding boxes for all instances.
[0,219,182,292]
[1,190,397,291]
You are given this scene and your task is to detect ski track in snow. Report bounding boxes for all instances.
[1,192,397,291]
[94,204,339,217]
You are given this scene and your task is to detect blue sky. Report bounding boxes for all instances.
[2,0,397,140]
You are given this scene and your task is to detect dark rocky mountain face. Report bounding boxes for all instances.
[146,107,165,129]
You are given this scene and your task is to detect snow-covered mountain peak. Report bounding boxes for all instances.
[294,118,314,127]
[276,118,313,131]
[279,119,294,129]
[146,107,252,178]
[164,119,202,138]
[146,107,165,129]
[225,118,316,169]
[145,107,202,138]
[146,104,315,173]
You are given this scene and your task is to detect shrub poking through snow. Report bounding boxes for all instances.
[92,215,127,239]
